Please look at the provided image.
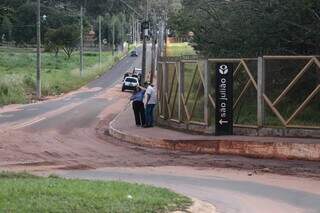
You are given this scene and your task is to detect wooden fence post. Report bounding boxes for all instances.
[257,57,266,127]
[156,61,161,118]
[163,60,169,119]
[203,59,210,126]
[178,61,184,122]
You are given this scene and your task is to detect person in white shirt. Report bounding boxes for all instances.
[145,83,157,127]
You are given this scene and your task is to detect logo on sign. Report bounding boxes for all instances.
[219,65,229,75]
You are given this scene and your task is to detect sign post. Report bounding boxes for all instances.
[215,63,234,135]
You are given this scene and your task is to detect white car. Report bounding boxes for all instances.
[133,68,142,75]
[122,77,139,92]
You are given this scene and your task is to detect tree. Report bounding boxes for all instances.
[13,2,37,45]
[94,14,127,47]
[45,24,79,59]
[169,0,320,57]
[45,28,62,57]
[1,16,12,42]
[1,0,145,46]
[58,25,79,59]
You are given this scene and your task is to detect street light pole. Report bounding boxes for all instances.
[141,0,149,84]
[132,16,135,45]
[80,5,84,76]
[136,21,139,45]
[150,13,157,84]
[36,0,41,99]
[99,15,102,68]
[120,21,123,52]
[112,21,115,56]
[141,26,147,84]
[146,0,149,19]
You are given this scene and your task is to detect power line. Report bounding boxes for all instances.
[118,0,143,19]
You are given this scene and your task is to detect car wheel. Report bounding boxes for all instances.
[122,86,125,92]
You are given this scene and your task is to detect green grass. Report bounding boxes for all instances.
[166,43,196,57]
[0,48,129,106]
[0,172,192,213]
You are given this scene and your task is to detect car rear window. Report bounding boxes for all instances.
[126,78,137,83]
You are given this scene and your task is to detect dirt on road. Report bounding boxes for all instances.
[0,84,320,179]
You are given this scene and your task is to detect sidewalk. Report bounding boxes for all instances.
[109,105,320,161]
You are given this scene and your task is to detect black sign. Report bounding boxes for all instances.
[141,21,150,31]
[215,63,233,135]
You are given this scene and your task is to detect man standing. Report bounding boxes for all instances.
[130,87,146,127]
[145,83,157,127]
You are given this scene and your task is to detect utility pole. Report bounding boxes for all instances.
[141,0,149,84]
[160,21,166,57]
[158,20,164,57]
[136,21,139,45]
[164,12,168,57]
[150,29,156,84]
[120,21,123,52]
[141,23,147,84]
[80,5,84,76]
[132,16,135,45]
[36,0,41,99]
[99,15,102,68]
[146,0,149,19]
[150,13,157,84]
[118,0,142,46]
[112,21,115,56]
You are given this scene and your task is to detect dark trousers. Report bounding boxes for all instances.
[132,101,145,126]
[146,104,155,127]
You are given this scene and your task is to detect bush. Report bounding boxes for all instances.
[0,74,26,105]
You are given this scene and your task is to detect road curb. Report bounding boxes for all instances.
[109,108,173,150]
[108,107,320,161]
[173,198,216,213]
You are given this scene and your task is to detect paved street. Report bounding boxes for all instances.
[56,167,320,213]
[0,48,142,128]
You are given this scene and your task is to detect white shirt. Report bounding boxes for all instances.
[146,85,157,105]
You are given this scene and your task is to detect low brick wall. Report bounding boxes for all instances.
[110,115,320,161]
[156,118,320,139]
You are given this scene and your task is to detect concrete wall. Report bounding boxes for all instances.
[156,118,320,139]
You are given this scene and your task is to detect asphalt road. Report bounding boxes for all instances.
[1,46,320,213]
[0,48,142,129]
[56,167,320,213]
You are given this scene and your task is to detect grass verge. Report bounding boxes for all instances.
[166,42,196,57]
[0,172,192,213]
[0,47,133,106]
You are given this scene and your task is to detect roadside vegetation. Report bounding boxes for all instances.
[0,48,124,106]
[0,0,138,106]
[166,42,196,57]
[168,0,320,126]
[0,172,192,213]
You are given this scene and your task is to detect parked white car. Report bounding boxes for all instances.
[122,77,139,92]
[133,68,142,75]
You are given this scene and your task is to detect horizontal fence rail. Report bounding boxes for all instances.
[157,56,320,137]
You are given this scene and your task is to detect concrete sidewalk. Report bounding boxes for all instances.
[109,105,320,161]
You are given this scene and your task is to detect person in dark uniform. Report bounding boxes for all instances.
[130,87,146,126]
[123,72,129,79]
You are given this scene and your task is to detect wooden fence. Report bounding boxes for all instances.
[157,56,320,137]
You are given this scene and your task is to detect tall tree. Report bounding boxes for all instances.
[170,0,320,57]
[1,16,13,42]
